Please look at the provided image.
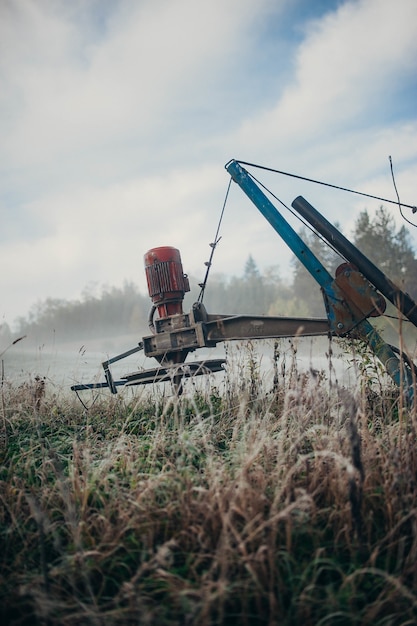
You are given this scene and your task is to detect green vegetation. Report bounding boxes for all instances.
[1,346,417,625]
[292,206,417,317]
[10,281,151,347]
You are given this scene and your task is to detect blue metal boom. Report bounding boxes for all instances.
[225,159,415,404]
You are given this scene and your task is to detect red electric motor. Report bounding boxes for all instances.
[144,246,190,320]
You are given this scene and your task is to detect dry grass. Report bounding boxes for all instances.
[1,345,417,625]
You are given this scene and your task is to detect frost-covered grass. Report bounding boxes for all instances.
[1,345,417,625]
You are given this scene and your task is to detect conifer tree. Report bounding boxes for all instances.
[352,206,417,299]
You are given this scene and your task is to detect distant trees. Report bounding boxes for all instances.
[202,255,293,315]
[352,206,417,300]
[12,207,417,345]
[291,206,417,315]
[16,282,150,345]
[13,255,297,346]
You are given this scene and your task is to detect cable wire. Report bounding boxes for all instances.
[236,159,417,215]
[389,155,417,227]
[246,169,347,263]
[197,177,232,303]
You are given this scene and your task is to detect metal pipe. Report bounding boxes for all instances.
[292,195,417,328]
[355,318,414,404]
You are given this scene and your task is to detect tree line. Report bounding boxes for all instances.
[2,206,417,347]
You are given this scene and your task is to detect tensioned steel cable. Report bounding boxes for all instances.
[389,155,417,227]
[245,168,348,263]
[197,177,232,303]
[236,159,417,220]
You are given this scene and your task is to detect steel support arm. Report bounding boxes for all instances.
[225,160,351,334]
[225,160,334,290]
[203,315,330,342]
[141,313,331,358]
[225,159,415,404]
[292,195,417,328]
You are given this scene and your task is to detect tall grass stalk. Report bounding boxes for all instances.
[1,343,416,625]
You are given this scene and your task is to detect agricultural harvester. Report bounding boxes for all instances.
[71,160,417,404]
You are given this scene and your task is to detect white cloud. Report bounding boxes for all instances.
[1,0,417,326]
[0,163,226,322]
[232,0,417,155]
[1,0,276,168]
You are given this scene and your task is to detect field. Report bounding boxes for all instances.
[1,342,417,625]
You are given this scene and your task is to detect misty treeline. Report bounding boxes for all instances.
[3,206,417,347]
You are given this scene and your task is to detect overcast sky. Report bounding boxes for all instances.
[1,0,417,329]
